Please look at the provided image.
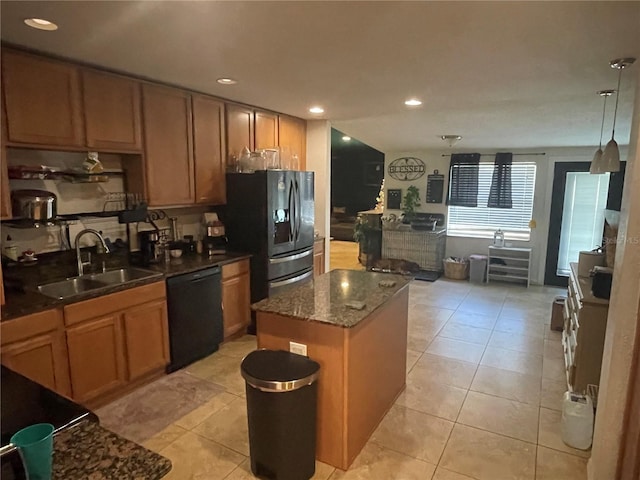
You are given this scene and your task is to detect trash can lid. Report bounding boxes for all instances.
[469,254,488,260]
[241,349,320,392]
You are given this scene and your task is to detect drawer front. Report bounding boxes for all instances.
[570,310,580,332]
[64,282,166,326]
[562,332,575,369]
[222,259,250,280]
[1,308,63,345]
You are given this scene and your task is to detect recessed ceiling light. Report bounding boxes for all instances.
[24,18,58,31]
[309,106,324,114]
[404,98,422,106]
[216,78,237,85]
[342,136,351,141]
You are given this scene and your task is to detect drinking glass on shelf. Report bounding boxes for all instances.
[227,154,240,173]
[280,145,291,170]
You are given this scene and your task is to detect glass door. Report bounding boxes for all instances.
[556,172,609,276]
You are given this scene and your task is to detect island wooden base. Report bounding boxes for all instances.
[256,285,409,470]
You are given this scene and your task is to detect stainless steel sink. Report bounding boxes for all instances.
[37,267,163,299]
[85,267,163,286]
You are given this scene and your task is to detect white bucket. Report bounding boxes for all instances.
[561,392,593,450]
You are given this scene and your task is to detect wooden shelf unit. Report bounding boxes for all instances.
[487,246,531,287]
[562,263,609,393]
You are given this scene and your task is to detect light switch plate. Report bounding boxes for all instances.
[289,341,307,356]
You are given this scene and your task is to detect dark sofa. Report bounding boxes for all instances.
[330,208,357,241]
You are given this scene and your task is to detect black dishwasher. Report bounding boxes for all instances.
[166,267,223,372]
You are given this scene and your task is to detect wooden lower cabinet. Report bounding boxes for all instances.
[314,239,325,277]
[222,259,251,339]
[66,314,126,403]
[123,300,169,381]
[63,281,168,404]
[0,309,71,397]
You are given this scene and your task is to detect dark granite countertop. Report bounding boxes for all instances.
[1,251,251,322]
[2,367,170,479]
[252,269,411,328]
[143,252,251,277]
[54,421,171,480]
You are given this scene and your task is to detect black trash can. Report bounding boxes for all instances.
[241,349,320,480]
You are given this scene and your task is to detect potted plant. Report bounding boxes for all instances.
[401,185,420,224]
[354,214,381,266]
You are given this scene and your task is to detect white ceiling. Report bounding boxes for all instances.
[1,1,639,153]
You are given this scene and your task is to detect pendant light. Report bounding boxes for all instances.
[601,57,636,173]
[590,90,614,174]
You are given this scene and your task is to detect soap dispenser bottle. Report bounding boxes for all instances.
[493,229,505,247]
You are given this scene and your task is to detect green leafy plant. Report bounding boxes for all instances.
[353,216,375,243]
[402,185,421,222]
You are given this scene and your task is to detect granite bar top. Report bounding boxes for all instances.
[54,420,171,480]
[1,252,251,321]
[252,269,411,328]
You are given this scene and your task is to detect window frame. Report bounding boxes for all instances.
[446,161,537,241]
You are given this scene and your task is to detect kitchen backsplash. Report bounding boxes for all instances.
[4,148,216,255]
[3,206,212,255]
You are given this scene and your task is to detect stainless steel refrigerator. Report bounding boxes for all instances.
[224,170,315,317]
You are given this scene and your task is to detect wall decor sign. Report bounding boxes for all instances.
[388,157,426,181]
[387,189,402,209]
[426,170,445,204]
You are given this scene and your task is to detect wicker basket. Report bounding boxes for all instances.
[443,258,470,280]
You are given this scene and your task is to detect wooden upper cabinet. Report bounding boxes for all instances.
[0,263,5,306]
[255,110,279,150]
[192,95,226,205]
[1,146,11,220]
[2,50,84,147]
[142,84,194,206]
[82,70,142,151]
[278,115,307,170]
[226,103,254,164]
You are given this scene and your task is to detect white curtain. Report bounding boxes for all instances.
[557,172,609,276]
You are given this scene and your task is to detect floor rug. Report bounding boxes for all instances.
[413,270,441,282]
[96,371,224,443]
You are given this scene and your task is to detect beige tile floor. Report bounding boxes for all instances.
[97,250,589,479]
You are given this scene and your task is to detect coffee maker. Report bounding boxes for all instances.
[203,213,227,256]
[138,230,162,264]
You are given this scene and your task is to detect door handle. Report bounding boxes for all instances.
[294,180,302,242]
[269,269,314,288]
[268,248,313,264]
[287,180,294,241]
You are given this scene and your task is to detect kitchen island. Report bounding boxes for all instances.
[1,366,171,479]
[253,269,410,470]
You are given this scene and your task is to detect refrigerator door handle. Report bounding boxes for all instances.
[287,179,294,241]
[269,269,314,289]
[268,248,313,264]
[295,180,302,242]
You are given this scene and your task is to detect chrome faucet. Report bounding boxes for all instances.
[75,229,111,276]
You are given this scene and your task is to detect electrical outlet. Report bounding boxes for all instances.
[289,341,307,356]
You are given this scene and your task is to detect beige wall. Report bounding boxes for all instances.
[589,69,640,480]
[307,120,332,270]
[382,147,629,284]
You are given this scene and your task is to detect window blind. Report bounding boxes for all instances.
[448,162,536,240]
[556,172,610,276]
[488,152,513,208]
[447,153,480,207]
